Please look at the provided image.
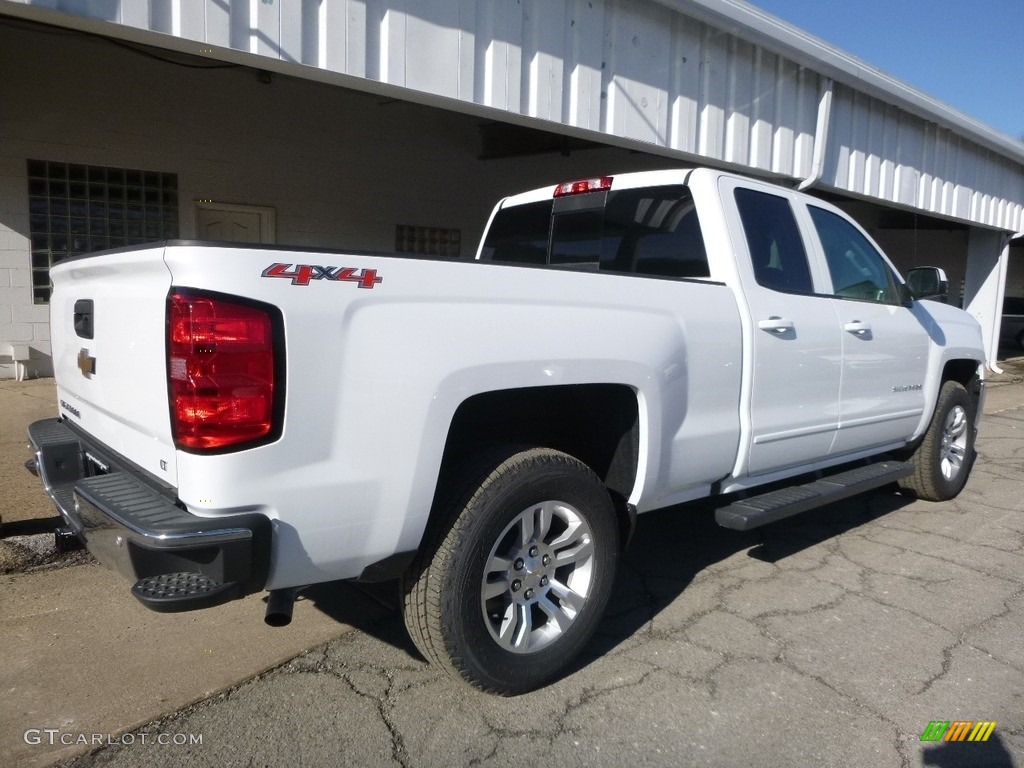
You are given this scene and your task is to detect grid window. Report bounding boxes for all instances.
[26,160,179,303]
[395,225,461,257]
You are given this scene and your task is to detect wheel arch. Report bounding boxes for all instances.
[897,356,983,475]
[941,357,984,416]
[941,358,983,388]
[429,384,640,548]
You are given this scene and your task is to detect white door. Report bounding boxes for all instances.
[195,203,275,244]
[730,185,843,476]
[804,204,930,454]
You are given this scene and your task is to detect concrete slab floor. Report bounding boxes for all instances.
[0,379,389,767]
[0,378,62,527]
[1,373,1022,768]
[55,384,1021,768]
[1,568,393,768]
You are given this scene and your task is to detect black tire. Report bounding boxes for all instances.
[401,446,620,695]
[898,380,976,501]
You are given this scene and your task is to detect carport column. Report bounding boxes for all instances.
[962,228,1009,372]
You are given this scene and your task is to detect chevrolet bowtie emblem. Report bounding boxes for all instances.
[78,348,96,378]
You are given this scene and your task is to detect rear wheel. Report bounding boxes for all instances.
[401,447,619,695]
[899,380,976,501]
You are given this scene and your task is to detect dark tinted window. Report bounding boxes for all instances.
[600,187,709,278]
[809,206,898,304]
[1003,296,1024,315]
[734,188,813,294]
[479,199,552,264]
[481,185,710,280]
[550,197,604,267]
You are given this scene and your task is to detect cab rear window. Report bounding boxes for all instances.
[479,200,551,265]
[480,186,710,280]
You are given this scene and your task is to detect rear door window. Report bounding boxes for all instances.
[734,188,813,294]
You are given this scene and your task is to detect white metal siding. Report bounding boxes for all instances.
[4,0,1024,232]
[827,85,1024,232]
[4,0,823,171]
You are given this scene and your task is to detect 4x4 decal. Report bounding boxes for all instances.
[262,263,382,288]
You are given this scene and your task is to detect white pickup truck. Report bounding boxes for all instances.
[28,168,985,694]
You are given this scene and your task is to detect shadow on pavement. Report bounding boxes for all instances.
[581,487,914,665]
[922,732,1016,768]
[0,514,62,537]
[290,579,423,656]
[294,486,916,679]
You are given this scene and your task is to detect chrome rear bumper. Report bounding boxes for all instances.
[28,418,271,611]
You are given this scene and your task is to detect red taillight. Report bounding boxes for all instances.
[168,292,277,451]
[553,176,613,197]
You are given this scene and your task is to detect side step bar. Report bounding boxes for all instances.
[715,461,913,532]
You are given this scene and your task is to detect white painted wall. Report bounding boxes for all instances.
[963,229,1008,370]
[0,153,46,378]
[0,21,674,377]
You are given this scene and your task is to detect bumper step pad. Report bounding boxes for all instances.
[715,460,914,531]
[132,572,240,613]
[28,418,271,613]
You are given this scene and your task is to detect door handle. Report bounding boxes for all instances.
[757,317,794,334]
[844,321,871,335]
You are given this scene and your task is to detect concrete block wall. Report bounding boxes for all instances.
[0,151,46,377]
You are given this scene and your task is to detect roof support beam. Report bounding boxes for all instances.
[964,229,1010,372]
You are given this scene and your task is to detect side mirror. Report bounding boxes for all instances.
[905,267,949,304]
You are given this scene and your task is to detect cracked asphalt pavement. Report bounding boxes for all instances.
[43,387,1024,767]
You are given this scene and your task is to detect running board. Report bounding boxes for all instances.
[715,461,914,532]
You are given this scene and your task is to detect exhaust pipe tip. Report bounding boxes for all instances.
[265,587,300,627]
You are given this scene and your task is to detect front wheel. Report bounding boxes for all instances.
[899,380,977,501]
[401,447,620,695]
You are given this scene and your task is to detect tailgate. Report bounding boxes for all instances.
[49,246,178,486]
